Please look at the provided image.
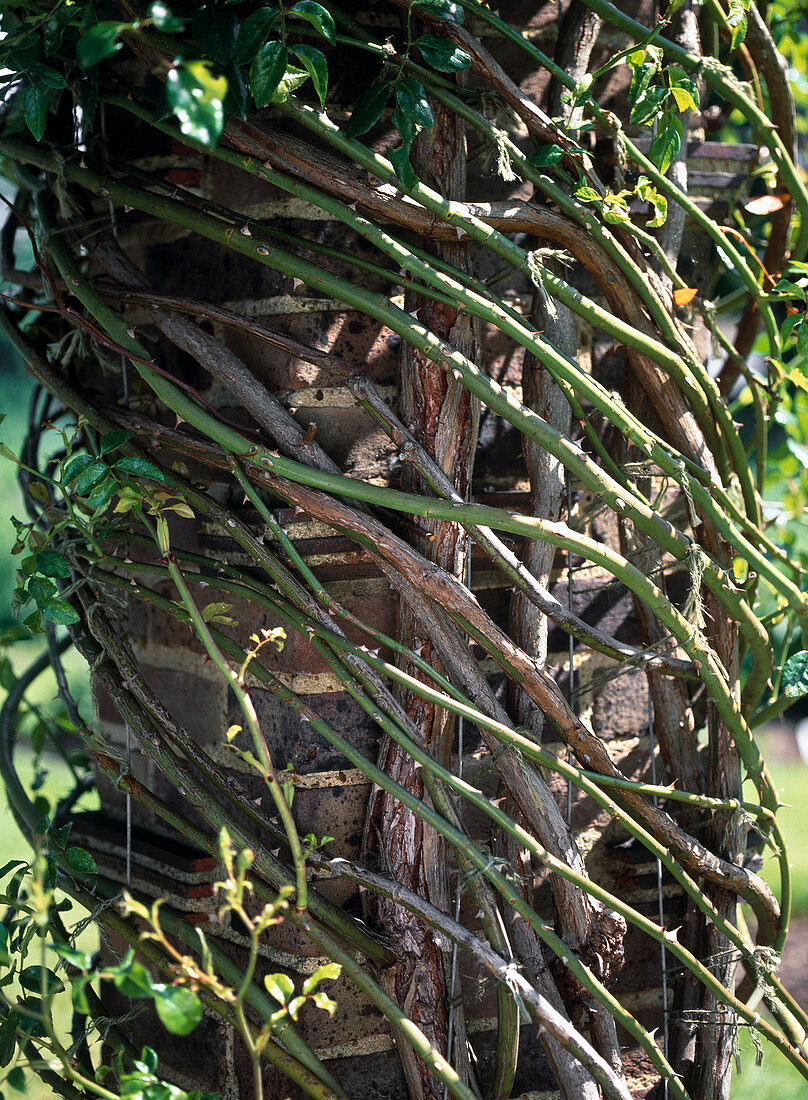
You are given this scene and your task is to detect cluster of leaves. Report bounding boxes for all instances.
[0,852,201,1100]
[574,173,668,230]
[0,418,184,637]
[210,829,341,1026]
[0,0,338,150]
[0,827,341,1099]
[626,46,698,175]
[346,0,470,184]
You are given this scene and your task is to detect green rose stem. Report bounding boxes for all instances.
[317,19,752,505]
[0,649,343,1099]
[15,158,781,693]
[90,561,803,1049]
[142,602,808,1087]
[153,513,308,915]
[1,212,781,841]
[0,310,395,968]
[455,0,808,262]
[108,89,732,491]
[264,101,789,609]
[80,643,479,1100]
[18,157,790,885]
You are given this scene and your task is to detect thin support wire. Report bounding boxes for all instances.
[443,529,470,1100]
[102,99,132,891]
[649,693,670,1099]
[566,472,574,824]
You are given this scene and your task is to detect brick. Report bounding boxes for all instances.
[139,665,228,744]
[225,310,399,391]
[235,689,382,774]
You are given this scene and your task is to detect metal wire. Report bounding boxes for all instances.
[443,535,470,1100]
[649,693,670,1099]
[566,472,574,824]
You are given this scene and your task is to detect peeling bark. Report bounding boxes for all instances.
[363,90,480,1099]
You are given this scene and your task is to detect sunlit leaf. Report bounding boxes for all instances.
[250,41,287,108]
[673,288,698,306]
[288,1,336,45]
[291,45,328,108]
[166,61,228,147]
[153,985,202,1035]
[415,35,470,72]
[77,22,125,69]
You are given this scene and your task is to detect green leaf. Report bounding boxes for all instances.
[234,9,279,66]
[21,83,48,142]
[573,183,600,203]
[773,279,807,301]
[628,60,658,108]
[62,847,98,875]
[44,8,77,55]
[389,144,418,189]
[39,600,80,626]
[290,45,328,108]
[395,77,434,129]
[74,460,108,495]
[412,0,464,23]
[310,989,337,1014]
[77,22,125,69]
[288,1,336,45]
[201,602,233,621]
[529,144,564,168]
[636,174,667,228]
[192,7,239,65]
[111,956,155,1000]
[35,550,71,579]
[167,61,228,148]
[6,1066,25,1092]
[302,962,341,994]
[99,429,133,455]
[223,61,250,120]
[20,966,64,995]
[0,1009,18,1067]
[0,925,8,968]
[264,972,295,1003]
[71,973,91,1015]
[29,63,67,90]
[114,455,166,481]
[669,72,699,114]
[86,476,117,510]
[346,80,390,138]
[51,944,92,971]
[153,985,202,1035]
[62,452,95,483]
[648,113,682,176]
[629,84,667,127]
[415,35,470,72]
[15,998,44,1039]
[149,3,184,33]
[728,0,749,50]
[270,66,310,104]
[782,650,808,697]
[250,41,287,108]
[27,575,57,606]
[797,320,808,360]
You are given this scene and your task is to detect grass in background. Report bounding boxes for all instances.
[732,750,808,1099]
